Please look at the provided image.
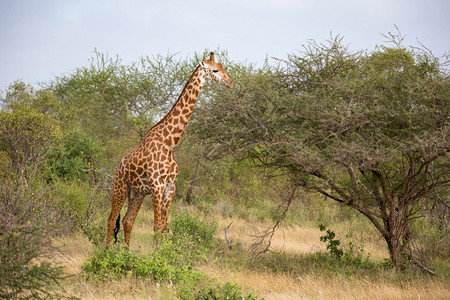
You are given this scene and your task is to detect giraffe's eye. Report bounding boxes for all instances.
[212,69,219,73]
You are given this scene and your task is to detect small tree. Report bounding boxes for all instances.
[0,82,62,181]
[193,36,449,270]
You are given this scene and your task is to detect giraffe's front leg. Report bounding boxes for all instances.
[160,178,176,232]
[151,186,164,232]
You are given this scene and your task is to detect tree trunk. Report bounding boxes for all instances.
[384,213,409,270]
[387,234,405,269]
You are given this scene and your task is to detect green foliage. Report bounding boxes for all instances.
[2,81,62,116]
[0,224,67,299]
[0,82,62,178]
[319,225,374,269]
[196,282,259,300]
[171,211,217,250]
[83,213,216,278]
[319,224,343,259]
[342,232,372,267]
[82,213,259,299]
[191,34,449,269]
[52,180,108,247]
[1,39,448,299]
[83,241,204,297]
[0,150,14,181]
[48,129,104,181]
[83,244,146,279]
[83,213,215,296]
[0,181,69,299]
[48,51,192,149]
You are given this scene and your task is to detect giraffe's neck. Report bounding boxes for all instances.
[145,65,206,148]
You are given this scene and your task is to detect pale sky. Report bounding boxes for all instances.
[1,0,449,90]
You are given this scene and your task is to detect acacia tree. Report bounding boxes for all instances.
[192,37,449,269]
[48,51,192,142]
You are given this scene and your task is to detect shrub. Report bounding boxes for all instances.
[52,179,108,247]
[82,244,142,280]
[319,224,373,269]
[0,181,68,299]
[82,213,259,299]
[0,82,62,180]
[83,213,216,281]
[319,224,343,259]
[47,129,104,181]
[83,213,216,297]
[0,222,67,299]
[170,211,217,259]
[196,282,259,300]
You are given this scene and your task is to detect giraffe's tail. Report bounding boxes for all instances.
[113,214,120,244]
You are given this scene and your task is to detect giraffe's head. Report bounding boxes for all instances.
[200,52,233,88]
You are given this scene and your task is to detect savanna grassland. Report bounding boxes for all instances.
[1,34,449,299]
[55,195,449,299]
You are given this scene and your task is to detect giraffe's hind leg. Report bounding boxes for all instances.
[106,176,127,248]
[122,188,144,246]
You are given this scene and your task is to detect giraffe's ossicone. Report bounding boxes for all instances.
[106,53,232,248]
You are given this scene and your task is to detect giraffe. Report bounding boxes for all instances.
[106,52,232,248]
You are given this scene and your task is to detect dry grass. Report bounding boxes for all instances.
[52,207,449,300]
[53,233,93,275]
[216,216,389,259]
[200,266,450,300]
[64,278,160,300]
[54,233,175,299]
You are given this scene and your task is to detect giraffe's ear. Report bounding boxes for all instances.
[200,61,205,67]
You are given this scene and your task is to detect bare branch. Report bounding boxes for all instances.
[249,186,297,256]
[224,221,233,250]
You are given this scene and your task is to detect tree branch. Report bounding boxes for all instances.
[249,186,297,256]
